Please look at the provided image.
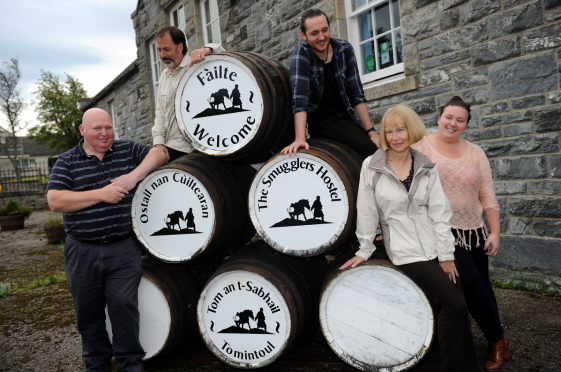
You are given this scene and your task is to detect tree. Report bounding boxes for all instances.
[0,57,28,180]
[28,70,87,153]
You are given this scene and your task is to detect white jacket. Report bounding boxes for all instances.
[355,148,456,266]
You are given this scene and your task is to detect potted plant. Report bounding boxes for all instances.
[0,199,32,230]
[44,212,66,244]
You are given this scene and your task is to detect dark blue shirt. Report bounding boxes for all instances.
[289,38,367,127]
[47,139,152,241]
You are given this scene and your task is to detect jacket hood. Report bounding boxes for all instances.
[368,147,435,175]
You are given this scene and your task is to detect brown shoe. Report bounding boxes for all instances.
[484,336,512,371]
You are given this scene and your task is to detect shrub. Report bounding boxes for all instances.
[0,199,32,218]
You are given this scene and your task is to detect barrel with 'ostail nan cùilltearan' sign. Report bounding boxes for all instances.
[197,241,327,369]
[248,139,363,257]
[174,52,294,163]
[319,248,435,371]
[131,155,256,263]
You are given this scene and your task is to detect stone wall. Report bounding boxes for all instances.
[85,0,560,291]
[372,0,561,288]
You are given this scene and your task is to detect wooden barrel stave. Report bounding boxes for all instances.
[197,240,326,368]
[320,251,434,371]
[175,52,293,164]
[132,155,255,263]
[106,256,200,360]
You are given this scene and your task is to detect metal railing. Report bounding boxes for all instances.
[0,163,51,196]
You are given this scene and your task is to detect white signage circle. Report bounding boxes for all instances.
[106,275,171,360]
[249,153,349,256]
[132,168,215,262]
[198,270,290,368]
[320,265,433,370]
[175,55,264,155]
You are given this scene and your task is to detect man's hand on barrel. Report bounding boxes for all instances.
[339,256,365,270]
[189,47,213,67]
[281,140,309,156]
[155,144,170,160]
[439,260,459,284]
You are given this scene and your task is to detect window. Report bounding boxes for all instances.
[17,158,36,170]
[201,0,221,45]
[108,100,119,139]
[149,38,164,97]
[170,2,188,51]
[346,0,403,84]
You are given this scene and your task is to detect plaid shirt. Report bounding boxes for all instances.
[290,38,367,127]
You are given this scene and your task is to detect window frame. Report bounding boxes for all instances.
[108,99,119,140]
[345,0,404,84]
[169,2,188,51]
[200,0,221,45]
[149,38,164,98]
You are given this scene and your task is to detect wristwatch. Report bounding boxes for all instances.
[365,127,375,134]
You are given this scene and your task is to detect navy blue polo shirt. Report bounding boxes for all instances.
[47,139,152,241]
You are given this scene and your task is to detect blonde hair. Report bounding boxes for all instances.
[379,105,426,151]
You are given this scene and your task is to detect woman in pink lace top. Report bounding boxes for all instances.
[411,96,511,371]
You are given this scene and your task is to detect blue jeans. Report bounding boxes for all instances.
[64,235,145,372]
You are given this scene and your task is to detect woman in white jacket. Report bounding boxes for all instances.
[341,105,481,372]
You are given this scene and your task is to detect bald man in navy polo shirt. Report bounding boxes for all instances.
[47,108,167,372]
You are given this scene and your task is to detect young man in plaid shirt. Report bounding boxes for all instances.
[282,9,380,159]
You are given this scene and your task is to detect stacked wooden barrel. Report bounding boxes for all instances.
[116,52,436,369]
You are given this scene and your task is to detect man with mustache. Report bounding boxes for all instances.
[152,25,225,161]
[282,9,380,159]
[47,108,168,372]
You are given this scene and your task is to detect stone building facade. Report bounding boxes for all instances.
[85,0,561,292]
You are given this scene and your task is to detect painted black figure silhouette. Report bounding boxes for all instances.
[230,84,242,109]
[165,210,185,230]
[311,196,324,221]
[208,88,229,110]
[255,308,267,332]
[186,208,196,230]
[287,199,310,221]
[234,310,254,329]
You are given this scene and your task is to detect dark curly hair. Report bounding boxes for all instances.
[439,96,471,122]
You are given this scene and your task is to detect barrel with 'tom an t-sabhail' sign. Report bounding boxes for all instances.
[197,241,326,368]
[248,139,363,257]
[320,249,435,371]
[131,155,255,263]
[106,257,199,360]
[175,52,293,163]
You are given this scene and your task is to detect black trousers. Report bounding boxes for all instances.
[308,112,378,159]
[64,235,145,372]
[453,228,504,343]
[166,146,189,162]
[398,260,480,372]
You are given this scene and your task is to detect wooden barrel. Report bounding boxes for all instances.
[174,52,293,163]
[248,139,363,257]
[320,248,434,371]
[131,155,256,263]
[197,241,326,368]
[106,257,199,360]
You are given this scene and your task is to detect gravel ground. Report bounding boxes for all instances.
[1,210,560,372]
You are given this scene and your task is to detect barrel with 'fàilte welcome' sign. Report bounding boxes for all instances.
[248,139,363,257]
[131,155,255,263]
[320,249,435,371]
[175,52,293,163]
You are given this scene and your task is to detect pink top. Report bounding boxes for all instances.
[411,136,500,231]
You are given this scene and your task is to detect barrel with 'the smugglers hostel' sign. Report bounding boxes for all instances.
[248,139,363,257]
[175,52,293,163]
